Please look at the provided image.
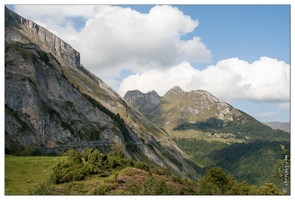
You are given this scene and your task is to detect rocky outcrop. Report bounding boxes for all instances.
[5,7,202,180]
[124,90,161,115]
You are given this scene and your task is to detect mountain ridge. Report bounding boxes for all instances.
[263,122,290,133]
[124,86,289,142]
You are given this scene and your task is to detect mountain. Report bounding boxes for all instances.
[124,87,290,188]
[263,122,290,133]
[5,7,202,180]
[124,86,289,142]
[124,90,161,116]
[125,86,243,129]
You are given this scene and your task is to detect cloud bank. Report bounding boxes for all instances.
[14,5,211,88]
[13,5,290,106]
[118,57,290,102]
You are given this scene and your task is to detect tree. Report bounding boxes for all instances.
[258,183,282,195]
[198,167,234,194]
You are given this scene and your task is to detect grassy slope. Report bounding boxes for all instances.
[5,155,199,195]
[5,155,65,194]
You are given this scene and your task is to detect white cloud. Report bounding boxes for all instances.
[256,112,278,118]
[14,5,211,89]
[178,37,211,62]
[118,62,199,96]
[279,102,290,109]
[12,5,290,105]
[118,57,290,103]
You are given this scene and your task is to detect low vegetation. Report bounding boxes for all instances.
[5,146,286,195]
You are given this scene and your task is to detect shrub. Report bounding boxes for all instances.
[134,162,151,171]
[139,175,171,195]
[29,182,54,195]
[20,147,34,156]
[93,184,110,195]
[50,150,91,184]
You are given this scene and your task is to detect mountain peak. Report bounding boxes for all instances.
[170,86,183,92]
[164,86,186,97]
[124,90,161,115]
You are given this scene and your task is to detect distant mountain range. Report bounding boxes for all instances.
[124,87,289,142]
[263,122,290,133]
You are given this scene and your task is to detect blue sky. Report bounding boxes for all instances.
[124,5,290,69]
[6,4,290,122]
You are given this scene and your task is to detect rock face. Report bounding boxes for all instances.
[5,8,80,69]
[5,7,202,180]
[124,90,161,115]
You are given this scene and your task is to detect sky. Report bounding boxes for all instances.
[5,4,291,123]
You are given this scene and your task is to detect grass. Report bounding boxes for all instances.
[5,155,65,195]
[5,155,199,195]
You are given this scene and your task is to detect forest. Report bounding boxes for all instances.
[174,138,290,191]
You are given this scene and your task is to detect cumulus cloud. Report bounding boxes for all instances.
[118,62,199,96]
[118,57,290,103]
[13,5,211,89]
[75,5,210,71]
[14,5,105,37]
[178,37,211,62]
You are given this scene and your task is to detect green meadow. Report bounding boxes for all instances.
[5,155,65,194]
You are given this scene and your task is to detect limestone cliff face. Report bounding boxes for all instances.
[5,8,80,69]
[5,7,202,180]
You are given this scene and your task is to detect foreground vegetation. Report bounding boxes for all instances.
[5,147,286,195]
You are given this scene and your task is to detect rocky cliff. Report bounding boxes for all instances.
[124,90,161,115]
[5,7,202,180]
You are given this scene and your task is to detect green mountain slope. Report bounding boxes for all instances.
[174,138,289,188]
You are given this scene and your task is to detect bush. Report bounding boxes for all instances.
[20,147,34,156]
[50,148,136,184]
[29,182,54,195]
[139,175,171,195]
[93,184,110,195]
[50,150,91,184]
[134,162,151,171]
